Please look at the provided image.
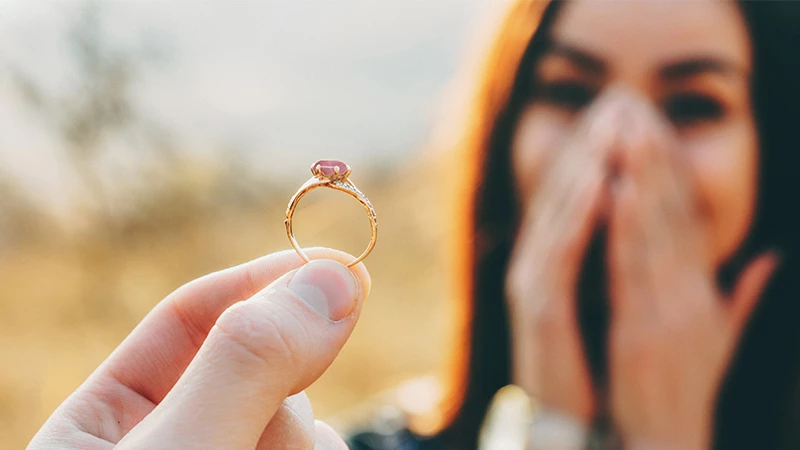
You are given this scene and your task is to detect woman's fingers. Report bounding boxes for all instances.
[115,259,367,449]
[608,174,649,321]
[609,104,659,311]
[512,92,622,285]
[728,252,779,336]
[610,93,711,318]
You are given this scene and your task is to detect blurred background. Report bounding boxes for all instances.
[0,0,496,446]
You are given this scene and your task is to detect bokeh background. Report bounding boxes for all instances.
[0,0,499,447]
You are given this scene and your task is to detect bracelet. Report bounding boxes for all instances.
[528,407,622,450]
[529,408,591,450]
[478,385,622,450]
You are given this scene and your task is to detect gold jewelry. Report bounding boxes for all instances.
[285,160,377,267]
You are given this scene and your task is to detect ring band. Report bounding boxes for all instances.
[285,160,378,267]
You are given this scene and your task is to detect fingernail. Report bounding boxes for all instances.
[287,260,360,321]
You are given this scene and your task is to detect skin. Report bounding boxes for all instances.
[28,248,369,449]
[507,0,777,448]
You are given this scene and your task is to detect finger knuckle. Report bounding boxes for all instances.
[505,267,572,337]
[213,298,308,370]
[615,328,660,369]
[506,265,536,305]
[556,235,580,255]
[544,239,580,268]
[531,304,572,339]
[506,258,550,297]
[505,266,525,303]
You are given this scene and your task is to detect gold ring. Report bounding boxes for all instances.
[285,160,378,267]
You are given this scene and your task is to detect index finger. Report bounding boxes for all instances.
[93,247,371,405]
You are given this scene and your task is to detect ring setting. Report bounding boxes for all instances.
[285,160,378,267]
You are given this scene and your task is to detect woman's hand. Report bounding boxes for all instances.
[607,97,777,450]
[506,90,625,423]
[28,248,371,450]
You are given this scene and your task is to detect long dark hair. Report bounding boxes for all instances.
[434,1,800,448]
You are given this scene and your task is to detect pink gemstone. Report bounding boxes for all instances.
[313,159,349,177]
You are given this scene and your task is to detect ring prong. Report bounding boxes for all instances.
[334,166,340,175]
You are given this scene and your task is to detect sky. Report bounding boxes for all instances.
[0,0,498,210]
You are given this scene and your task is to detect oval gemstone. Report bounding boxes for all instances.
[313,159,349,177]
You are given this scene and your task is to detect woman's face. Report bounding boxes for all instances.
[511,0,757,266]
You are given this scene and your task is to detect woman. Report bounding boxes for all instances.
[351,0,800,448]
[29,0,800,449]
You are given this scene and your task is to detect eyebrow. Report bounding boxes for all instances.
[542,40,749,81]
[544,42,607,77]
[658,57,749,81]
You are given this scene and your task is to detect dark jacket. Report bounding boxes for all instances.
[342,403,445,450]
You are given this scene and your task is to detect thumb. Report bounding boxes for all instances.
[728,251,778,337]
[118,259,368,449]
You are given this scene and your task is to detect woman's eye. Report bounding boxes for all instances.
[532,81,596,111]
[662,93,725,126]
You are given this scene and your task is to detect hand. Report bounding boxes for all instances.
[606,96,777,449]
[28,248,371,450]
[506,89,625,423]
